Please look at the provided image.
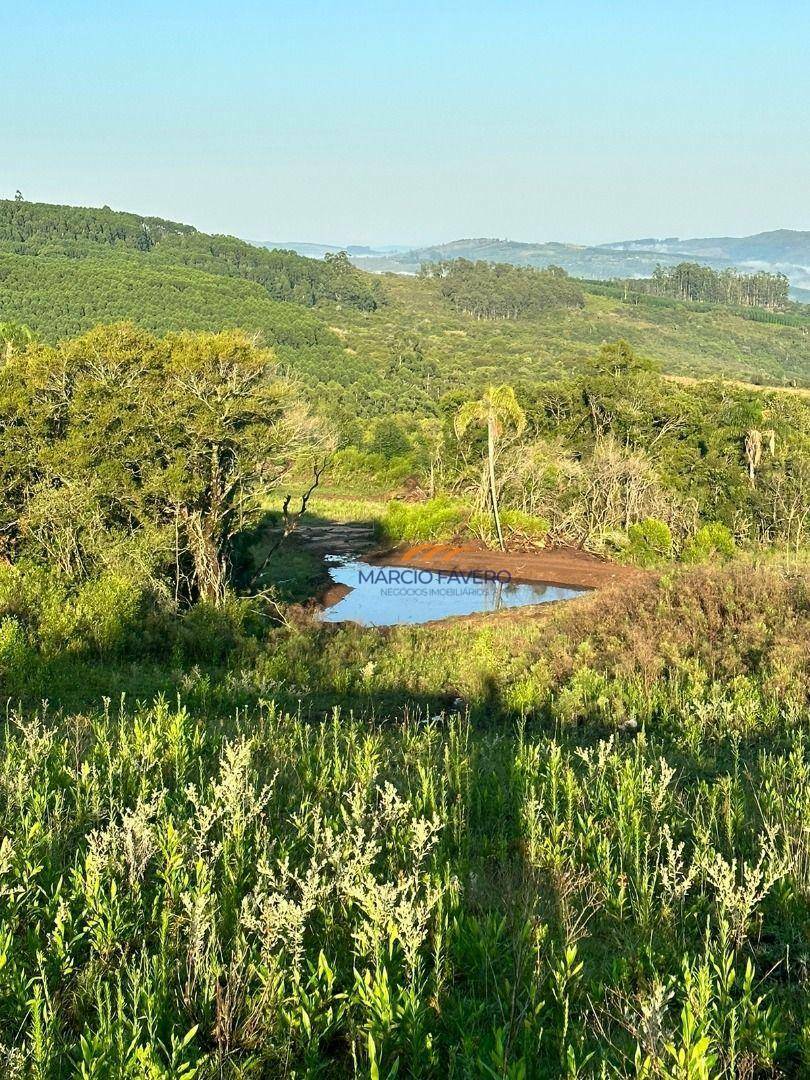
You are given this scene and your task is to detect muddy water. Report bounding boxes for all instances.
[319,556,586,627]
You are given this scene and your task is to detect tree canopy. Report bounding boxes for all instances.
[0,198,381,311]
[422,259,585,320]
[0,323,325,601]
[620,262,789,310]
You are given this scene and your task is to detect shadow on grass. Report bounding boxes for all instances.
[231,507,381,604]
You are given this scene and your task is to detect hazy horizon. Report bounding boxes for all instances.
[253,227,810,251]
[4,1,810,246]
[4,195,809,255]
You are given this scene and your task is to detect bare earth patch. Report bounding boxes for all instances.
[372,541,644,590]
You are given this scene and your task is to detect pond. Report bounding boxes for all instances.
[319,557,586,627]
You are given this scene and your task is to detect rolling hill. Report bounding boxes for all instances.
[350,230,810,297]
[2,199,810,407]
[350,237,685,279]
[0,199,381,311]
[603,228,810,264]
[254,241,410,259]
[326,272,810,397]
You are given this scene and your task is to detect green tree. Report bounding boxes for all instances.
[0,323,326,602]
[455,385,525,550]
[0,321,35,360]
[589,339,656,377]
[368,418,411,459]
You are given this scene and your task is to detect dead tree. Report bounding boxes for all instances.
[250,459,327,586]
[744,428,776,487]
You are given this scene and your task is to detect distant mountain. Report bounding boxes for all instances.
[350,230,810,296]
[351,238,694,280]
[256,241,411,259]
[602,229,810,264]
[601,230,810,293]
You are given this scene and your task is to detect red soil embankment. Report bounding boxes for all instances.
[372,542,643,590]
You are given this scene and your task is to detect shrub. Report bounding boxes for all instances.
[0,562,76,655]
[178,595,254,663]
[0,561,66,630]
[379,497,469,544]
[367,418,412,459]
[551,665,629,726]
[0,561,169,660]
[682,522,736,564]
[624,517,673,566]
[330,447,417,488]
[472,508,550,547]
[0,563,152,658]
[72,571,149,655]
[0,617,37,696]
[0,559,262,669]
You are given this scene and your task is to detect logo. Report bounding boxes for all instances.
[357,568,512,586]
[354,566,514,599]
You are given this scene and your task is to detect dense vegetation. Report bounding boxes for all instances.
[327,274,810,394]
[3,319,807,589]
[620,263,789,310]
[4,201,810,399]
[0,199,380,311]
[0,324,328,606]
[1,199,810,1076]
[310,343,809,565]
[1,566,809,1076]
[0,250,340,350]
[421,260,585,320]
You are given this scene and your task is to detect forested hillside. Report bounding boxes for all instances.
[327,273,810,397]
[0,199,380,310]
[3,199,810,419]
[0,250,335,349]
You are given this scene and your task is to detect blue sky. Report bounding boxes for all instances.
[3,1,810,245]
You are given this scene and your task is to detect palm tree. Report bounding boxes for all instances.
[455,384,525,551]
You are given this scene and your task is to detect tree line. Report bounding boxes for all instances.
[622,262,789,310]
[421,259,585,319]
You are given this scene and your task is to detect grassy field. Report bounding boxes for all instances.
[2,564,810,1076]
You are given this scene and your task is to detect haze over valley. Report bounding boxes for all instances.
[269,229,810,298]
